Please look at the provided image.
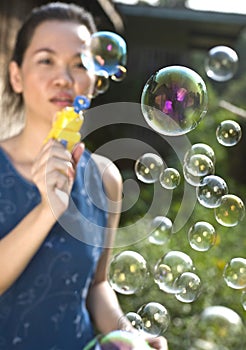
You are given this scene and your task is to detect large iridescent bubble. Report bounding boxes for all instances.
[82,31,127,76]
[141,65,208,136]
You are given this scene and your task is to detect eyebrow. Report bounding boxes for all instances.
[33,48,55,54]
[33,48,82,58]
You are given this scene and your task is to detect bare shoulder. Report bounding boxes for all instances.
[91,153,122,201]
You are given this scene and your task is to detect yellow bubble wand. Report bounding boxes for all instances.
[44,95,90,152]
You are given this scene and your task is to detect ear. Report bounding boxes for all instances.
[9,61,23,93]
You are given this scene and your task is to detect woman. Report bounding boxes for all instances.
[0,2,168,349]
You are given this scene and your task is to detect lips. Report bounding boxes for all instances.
[50,93,74,107]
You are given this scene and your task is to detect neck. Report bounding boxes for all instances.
[10,117,51,163]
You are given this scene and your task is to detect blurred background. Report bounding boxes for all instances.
[0,1,246,349]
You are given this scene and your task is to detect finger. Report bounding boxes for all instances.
[72,142,84,165]
[39,139,72,163]
[146,336,168,350]
[46,157,74,178]
[45,169,72,193]
[32,142,73,177]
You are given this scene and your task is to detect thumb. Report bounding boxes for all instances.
[72,142,85,165]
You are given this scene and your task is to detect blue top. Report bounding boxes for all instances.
[0,147,108,350]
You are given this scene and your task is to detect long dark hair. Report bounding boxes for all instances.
[1,2,97,137]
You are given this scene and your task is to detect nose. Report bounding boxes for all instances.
[53,67,73,87]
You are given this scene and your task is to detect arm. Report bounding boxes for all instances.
[86,153,124,333]
[0,141,83,295]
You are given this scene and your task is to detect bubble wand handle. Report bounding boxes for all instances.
[43,95,90,152]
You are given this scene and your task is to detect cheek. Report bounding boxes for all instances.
[77,73,96,93]
[21,73,47,104]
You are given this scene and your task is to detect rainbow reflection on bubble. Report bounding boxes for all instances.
[141,65,208,136]
[100,330,151,350]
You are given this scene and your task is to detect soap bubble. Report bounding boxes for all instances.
[216,120,242,147]
[118,312,144,332]
[223,257,246,289]
[91,71,110,97]
[194,306,245,350]
[196,175,228,208]
[100,330,151,350]
[183,143,215,186]
[215,194,245,227]
[111,65,127,82]
[174,272,202,303]
[159,167,181,189]
[137,302,170,336]
[148,216,173,245]
[134,153,164,184]
[241,290,246,311]
[184,143,216,165]
[185,154,214,177]
[188,221,217,252]
[205,45,239,82]
[183,163,211,187]
[141,65,208,136]
[108,250,148,295]
[154,250,194,294]
[82,31,127,76]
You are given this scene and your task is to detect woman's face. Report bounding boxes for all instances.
[10,20,95,125]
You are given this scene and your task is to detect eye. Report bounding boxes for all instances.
[73,60,86,70]
[38,58,53,65]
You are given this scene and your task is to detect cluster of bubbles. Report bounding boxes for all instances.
[93,44,245,346]
[108,249,201,326]
[118,302,170,337]
[183,142,245,227]
[81,31,127,97]
[134,152,181,190]
[107,251,171,337]
[153,250,201,303]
